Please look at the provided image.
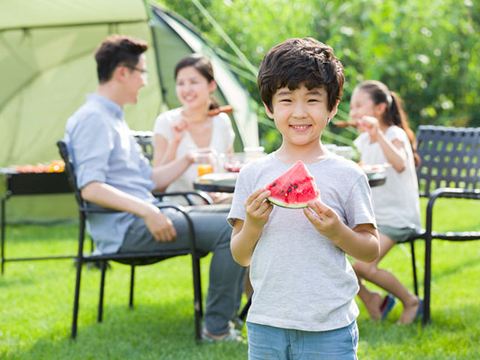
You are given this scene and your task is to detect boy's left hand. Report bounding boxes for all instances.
[303,200,341,238]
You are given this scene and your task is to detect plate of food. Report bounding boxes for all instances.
[358,162,391,175]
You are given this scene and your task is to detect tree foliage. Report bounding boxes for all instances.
[154,0,480,150]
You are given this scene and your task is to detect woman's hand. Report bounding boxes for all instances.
[171,115,189,143]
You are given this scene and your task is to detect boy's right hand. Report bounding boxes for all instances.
[244,188,273,229]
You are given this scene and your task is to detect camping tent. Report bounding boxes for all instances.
[0,0,258,221]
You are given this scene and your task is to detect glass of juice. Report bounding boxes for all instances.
[195,152,214,177]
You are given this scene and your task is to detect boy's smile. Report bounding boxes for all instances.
[265,84,337,148]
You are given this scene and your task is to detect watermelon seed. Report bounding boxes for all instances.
[288,188,292,192]
[294,185,298,188]
[272,183,276,187]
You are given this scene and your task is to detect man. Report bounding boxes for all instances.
[64,34,244,342]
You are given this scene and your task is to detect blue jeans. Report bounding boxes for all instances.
[247,321,358,360]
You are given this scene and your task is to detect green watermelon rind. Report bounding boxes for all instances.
[266,196,311,209]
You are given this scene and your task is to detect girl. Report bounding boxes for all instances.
[350,80,423,325]
[153,54,235,201]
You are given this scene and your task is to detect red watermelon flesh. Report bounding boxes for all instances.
[265,160,320,208]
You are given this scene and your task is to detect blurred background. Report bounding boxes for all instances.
[155,0,480,152]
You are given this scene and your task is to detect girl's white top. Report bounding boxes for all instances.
[153,107,235,193]
[354,125,421,230]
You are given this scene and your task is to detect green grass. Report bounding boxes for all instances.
[1,198,480,359]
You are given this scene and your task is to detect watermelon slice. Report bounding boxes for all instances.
[265,160,320,208]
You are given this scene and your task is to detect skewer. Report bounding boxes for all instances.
[207,105,233,116]
[332,120,358,128]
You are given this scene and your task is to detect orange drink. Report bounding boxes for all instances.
[197,164,213,177]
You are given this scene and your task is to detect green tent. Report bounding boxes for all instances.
[0,0,258,221]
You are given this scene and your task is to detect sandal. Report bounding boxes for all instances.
[380,294,397,321]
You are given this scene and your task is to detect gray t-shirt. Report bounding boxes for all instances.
[228,153,376,331]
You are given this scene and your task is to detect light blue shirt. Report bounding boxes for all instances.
[64,94,156,253]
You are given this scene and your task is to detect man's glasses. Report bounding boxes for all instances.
[124,65,148,74]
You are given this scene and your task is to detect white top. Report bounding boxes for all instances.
[228,153,376,331]
[354,126,421,230]
[153,107,235,194]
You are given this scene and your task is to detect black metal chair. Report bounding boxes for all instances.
[57,140,204,341]
[404,125,480,325]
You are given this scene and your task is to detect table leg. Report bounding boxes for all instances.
[1,198,5,274]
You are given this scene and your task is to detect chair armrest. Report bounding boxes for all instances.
[424,187,480,234]
[152,191,213,205]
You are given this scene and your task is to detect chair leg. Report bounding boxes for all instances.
[423,237,432,325]
[195,258,203,317]
[98,260,107,323]
[71,216,86,340]
[129,265,135,308]
[410,241,419,296]
[192,255,202,342]
[238,295,252,321]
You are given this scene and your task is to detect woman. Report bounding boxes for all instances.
[350,80,423,325]
[153,54,235,201]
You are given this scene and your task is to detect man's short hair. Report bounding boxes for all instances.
[257,37,344,113]
[94,34,148,83]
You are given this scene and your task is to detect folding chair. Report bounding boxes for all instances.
[57,140,204,341]
[403,125,480,325]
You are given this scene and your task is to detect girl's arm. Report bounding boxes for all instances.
[376,135,408,173]
[360,116,408,172]
[230,188,273,266]
[304,200,379,263]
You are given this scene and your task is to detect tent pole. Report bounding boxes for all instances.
[143,0,170,110]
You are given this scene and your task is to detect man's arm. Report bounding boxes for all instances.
[81,182,177,242]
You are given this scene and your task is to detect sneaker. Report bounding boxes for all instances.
[201,328,244,343]
[230,316,245,330]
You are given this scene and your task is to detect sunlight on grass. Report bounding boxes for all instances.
[1,199,480,359]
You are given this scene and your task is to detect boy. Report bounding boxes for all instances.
[65,35,245,342]
[228,38,380,358]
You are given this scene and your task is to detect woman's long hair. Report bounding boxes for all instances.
[174,54,220,110]
[356,80,421,168]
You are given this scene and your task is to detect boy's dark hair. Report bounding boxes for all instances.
[174,53,219,110]
[94,35,148,83]
[257,37,344,113]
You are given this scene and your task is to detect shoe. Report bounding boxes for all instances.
[201,328,243,343]
[414,299,424,321]
[230,317,244,330]
[380,294,397,321]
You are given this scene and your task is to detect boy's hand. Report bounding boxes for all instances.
[303,200,341,239]
[244,188,273,229]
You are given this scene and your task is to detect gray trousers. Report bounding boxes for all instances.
[120,204,246,335]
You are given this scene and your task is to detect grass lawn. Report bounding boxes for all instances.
[1,198,479,359]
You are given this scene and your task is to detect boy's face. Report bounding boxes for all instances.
[265,84,337,147]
